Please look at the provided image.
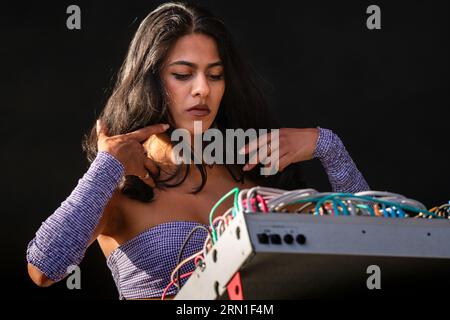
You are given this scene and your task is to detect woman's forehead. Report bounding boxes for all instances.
[165,33,221,67]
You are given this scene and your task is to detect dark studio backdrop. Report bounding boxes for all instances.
[1,0,448,299]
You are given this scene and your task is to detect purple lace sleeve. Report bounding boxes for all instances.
[26,151,124,281]
[313,127,370,193]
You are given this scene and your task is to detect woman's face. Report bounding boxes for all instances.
[161,33,225,135]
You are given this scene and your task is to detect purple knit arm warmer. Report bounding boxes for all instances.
[26,151,124,281]
[313,127,370,193]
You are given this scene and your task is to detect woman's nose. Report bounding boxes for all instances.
[191,74,210,98]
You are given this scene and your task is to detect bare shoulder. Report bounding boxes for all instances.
[94,188,159,257]
[91,190,124,253]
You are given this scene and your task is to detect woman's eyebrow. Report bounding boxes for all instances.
[167,60,223,68]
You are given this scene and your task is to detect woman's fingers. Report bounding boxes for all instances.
[136,157,160,188]
[96,121,169,142]
[238,133,271,155]
[95,120,171,184]
[138,169,156,188]
[125,124,170,142]
[277,152,294,172]
[144,157,159,177]
[243,144,272,171]
[96,119,109,139]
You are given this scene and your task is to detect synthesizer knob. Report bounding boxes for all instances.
[283,234,294,244]
[296,234,307,245]
[269,234,282,244]
[257,233,269,244]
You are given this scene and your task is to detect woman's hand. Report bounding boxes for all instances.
[240,128,319,173]
[96,120,169,187]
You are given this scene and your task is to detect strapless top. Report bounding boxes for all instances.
[106,221,209,299]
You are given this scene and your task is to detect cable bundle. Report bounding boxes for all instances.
[163,187,240,299]
[164,187,448,298]
[428,202,450,219]
[238,187,442,219]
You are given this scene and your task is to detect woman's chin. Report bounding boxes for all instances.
[179,122,212,135]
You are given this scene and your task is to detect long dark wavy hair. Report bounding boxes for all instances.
[83,1,306,202]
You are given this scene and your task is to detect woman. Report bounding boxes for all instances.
[26,2,369,299]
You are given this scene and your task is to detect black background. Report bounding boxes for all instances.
[1,0,448,299]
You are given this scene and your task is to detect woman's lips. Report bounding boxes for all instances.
[186,108,211,117]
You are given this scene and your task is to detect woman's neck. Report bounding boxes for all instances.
[143,132,214,173]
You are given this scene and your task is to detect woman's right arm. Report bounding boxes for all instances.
[26,121,169,286]
[26,151,124,286]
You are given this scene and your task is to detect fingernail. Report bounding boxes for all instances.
[163,124,169,130]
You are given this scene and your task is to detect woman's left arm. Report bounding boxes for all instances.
[311,127,370,193]
[242,127,370,193]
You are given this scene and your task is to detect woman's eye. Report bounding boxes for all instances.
[209,74,224,81]
[172,73,223,81]
[172,73,191,80]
